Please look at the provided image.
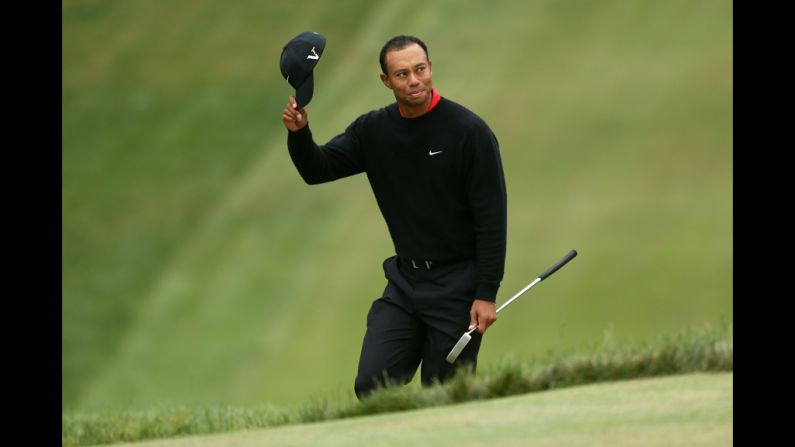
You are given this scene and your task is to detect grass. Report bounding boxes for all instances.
[62,324,732,446]
[98,373,733,447]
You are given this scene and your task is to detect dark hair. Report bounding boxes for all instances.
[379,35,429,74]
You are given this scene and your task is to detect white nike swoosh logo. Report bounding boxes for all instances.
[307,47,319,60]
[429,150,444,156]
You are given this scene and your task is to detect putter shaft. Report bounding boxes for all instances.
[445,250,578,364]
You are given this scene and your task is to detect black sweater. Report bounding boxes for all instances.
[287,97,507,301]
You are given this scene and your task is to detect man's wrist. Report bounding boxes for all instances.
[475,283,499,302]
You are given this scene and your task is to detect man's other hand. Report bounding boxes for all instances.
[469,299,497,334]
[282,95,308,131]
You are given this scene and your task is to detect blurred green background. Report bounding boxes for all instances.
[62,0,732,412]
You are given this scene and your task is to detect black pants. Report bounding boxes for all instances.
[354,256,484,399]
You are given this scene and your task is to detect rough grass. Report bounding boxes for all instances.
[62,323,732,446]
[97,373,732,447]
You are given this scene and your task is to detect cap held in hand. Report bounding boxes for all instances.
[280,31,326,109]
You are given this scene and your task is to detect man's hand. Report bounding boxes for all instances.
[469,299,497,334]
[282,95,308,131]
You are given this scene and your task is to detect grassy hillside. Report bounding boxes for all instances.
[62,0,732,412]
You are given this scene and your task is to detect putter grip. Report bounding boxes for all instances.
[539,249,577,280]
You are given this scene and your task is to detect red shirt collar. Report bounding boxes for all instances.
[399,88,441,118]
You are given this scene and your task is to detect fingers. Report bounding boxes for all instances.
[469,300,497,334]
[282,96,308,131]
[288,96,306,117]
[283,96,299,119]
[290,98,303,121]
[469,309,478,332]
[476,312,496,334]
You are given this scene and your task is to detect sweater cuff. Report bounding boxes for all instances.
[475,282,499,303]
[288,125,311,137]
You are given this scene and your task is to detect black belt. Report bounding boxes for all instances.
[398,256,471,271]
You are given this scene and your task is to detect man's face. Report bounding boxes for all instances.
[380,43,433,110]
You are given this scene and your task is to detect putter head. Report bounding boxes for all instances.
[445,331,473,364]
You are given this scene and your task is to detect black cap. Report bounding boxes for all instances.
[280,31,326,109]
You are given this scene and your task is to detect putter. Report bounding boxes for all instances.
[445,249,578,364]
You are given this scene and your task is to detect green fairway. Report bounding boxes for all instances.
[99,372,732,447]
[63,0,732,413]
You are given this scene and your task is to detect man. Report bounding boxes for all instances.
[281,35,507,399]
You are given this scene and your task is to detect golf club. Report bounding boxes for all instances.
[445,249,578,364]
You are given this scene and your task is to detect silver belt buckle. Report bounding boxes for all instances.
[411,259,432,270]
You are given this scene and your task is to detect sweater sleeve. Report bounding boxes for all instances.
[287,119,366,185]
[464,122,508,302]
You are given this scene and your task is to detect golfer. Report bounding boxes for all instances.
[281,35,507,399]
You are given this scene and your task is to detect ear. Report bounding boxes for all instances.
[380,73,393,90]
